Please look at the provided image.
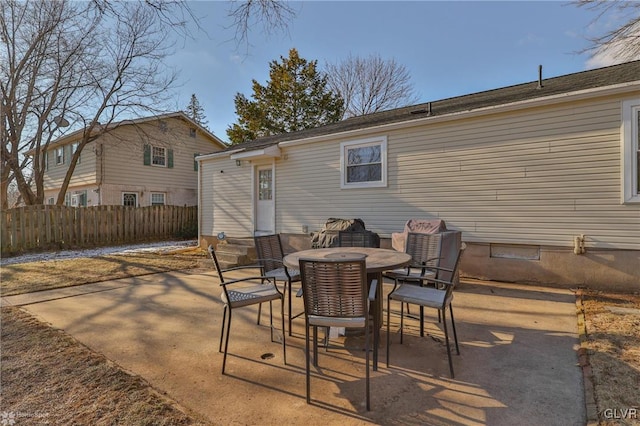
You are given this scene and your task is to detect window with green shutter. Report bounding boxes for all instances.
[143,144,151,165]
[143,145,172,168]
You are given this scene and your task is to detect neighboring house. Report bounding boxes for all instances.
[197,61,640,291]
[41,112,226,207]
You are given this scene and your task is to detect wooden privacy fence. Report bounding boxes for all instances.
[1,205,197,256]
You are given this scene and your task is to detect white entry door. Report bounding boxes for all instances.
[256,165,275,233]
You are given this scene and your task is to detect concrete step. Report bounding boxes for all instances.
[217,243,255,257]
[216,239,257,268]
[225,237,255,246]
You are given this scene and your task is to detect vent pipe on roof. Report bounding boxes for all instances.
[427,102,432,115]
[537,65,543,89]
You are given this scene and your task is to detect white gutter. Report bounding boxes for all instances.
[196,148,244,162]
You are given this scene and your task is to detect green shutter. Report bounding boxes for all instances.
[143,144,151,165]
[168,149,174,168]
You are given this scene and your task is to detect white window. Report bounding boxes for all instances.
[71,190,87,207]
[47,197,54,205]
[340,136,387,188]
[159,120,168,132]
[151,193,165,206]
[70,141,80,163]
[56,147,64,165]
[152,146,166,166]
[190,128,196,138]
[123,192,137,207]
[622,99,640,204]
[258,169,272,200]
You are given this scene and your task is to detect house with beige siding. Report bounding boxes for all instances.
[197,61,640,291]
[42,112,226,207]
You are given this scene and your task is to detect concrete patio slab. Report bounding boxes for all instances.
[9,271,586,425]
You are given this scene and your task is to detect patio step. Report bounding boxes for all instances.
[216,238,256,269]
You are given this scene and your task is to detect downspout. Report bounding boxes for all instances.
[95,142,104,205]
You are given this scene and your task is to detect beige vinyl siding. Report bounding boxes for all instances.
[43,141,97,189]
[199,161,215,235]
[98,118,220,206]
[209,160,253,237]
[276,95,640,250]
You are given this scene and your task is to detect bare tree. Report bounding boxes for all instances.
[1,0,295,208]
[227,0,296,49]
[324,53,419,119]
[1,1,178,207]
[576,1,640,65]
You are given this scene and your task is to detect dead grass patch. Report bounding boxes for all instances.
[0,306,208,425]
[582,290,640,425]
[1,248,208,296]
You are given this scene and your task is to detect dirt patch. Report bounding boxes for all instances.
[0,306,209,425]
[1,248,209,296]
[580,290,640,425]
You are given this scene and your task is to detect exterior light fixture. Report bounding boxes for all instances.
[53,115,70,128]
[235,160,242,167]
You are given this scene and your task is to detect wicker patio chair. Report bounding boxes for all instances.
[208,245,286,374]
[254,234,302,336]
[337,230,380,248]
[386,232,463,378]
[298,256,376,411]
[383,232,442,335]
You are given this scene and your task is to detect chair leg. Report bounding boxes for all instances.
[305,322,311,404]
[269,300,274,342]
[386,295,392,368]
[450,304,460,355]
[373,303,379,372]
[313,326,319,367]
[257,303,262,325]
[365,318,371,411]
[441,308,454,378]
[222,308,232,374]
[287,280,293,336]
[281,296,287,365]
[400,301,405,344]
[219,305,228,353]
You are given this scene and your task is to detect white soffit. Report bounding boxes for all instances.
[230,145,281,160]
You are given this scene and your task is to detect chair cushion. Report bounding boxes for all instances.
[222,284,282,308]
[383,268,435,281]
[265,267,300,282]
[307,315,366,328]
[389,284,452,309]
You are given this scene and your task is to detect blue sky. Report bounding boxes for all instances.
[166,1,623,142]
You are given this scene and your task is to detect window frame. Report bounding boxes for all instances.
[150,192,165,206]
[340,136,388,189]
[122,192,138,207]
[622,98,640,204]
[70,141,80,164]
[55,147,65,165]
[152,146,167,167]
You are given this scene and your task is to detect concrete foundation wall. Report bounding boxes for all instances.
[273,233,639,293]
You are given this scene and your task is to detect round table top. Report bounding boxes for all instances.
[284,247,411,273]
